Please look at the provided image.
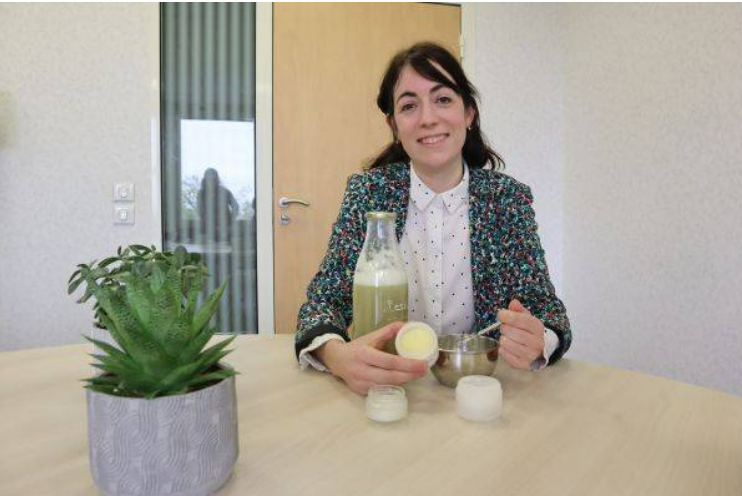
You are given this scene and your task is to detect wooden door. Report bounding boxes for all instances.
[273,3,460,333]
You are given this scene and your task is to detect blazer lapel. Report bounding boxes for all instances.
[377,163,410,241]
[469,168,506,328]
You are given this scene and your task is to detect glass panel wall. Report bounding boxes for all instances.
[161,3,257,334]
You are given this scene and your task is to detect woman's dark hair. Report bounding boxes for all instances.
[367,42,504,170]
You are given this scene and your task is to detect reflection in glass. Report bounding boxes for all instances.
[161,3,257,334]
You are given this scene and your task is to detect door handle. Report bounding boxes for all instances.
[278,197,310,226]
[278,197,310,209]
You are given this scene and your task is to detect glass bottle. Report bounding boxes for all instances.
[352,212,408,352]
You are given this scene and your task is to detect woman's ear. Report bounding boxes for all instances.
[386,114,398,140]
[465,105,476,129]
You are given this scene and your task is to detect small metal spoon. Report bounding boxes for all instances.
[458,321,502,350]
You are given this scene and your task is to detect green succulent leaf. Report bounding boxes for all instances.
[70,244,234,399]
[197,350,233,377]
[123,277,153,330]
[163,319,189,357]
[94,311,129,353]
[84,336,135,364]
[180,325,217,364]
[183,269,204,327]
[174,245,187,267]
[68,269,82,285]
[76,284,94,304]
[67,277,84,295]
[90,352,141,377]
[192,283,226,334]
[187,369,237,388]
[130,244,149,256]
[86,375,121,386]
[98,257,119,268]
[195,336,235,368]
[158,361,203,390]
[150,263,166,292]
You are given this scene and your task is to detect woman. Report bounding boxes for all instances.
[294,42,571,395]
[198,168,239,242]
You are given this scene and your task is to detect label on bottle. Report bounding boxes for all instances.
[352,281,408,340]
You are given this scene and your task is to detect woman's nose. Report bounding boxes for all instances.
[419,101,438,127]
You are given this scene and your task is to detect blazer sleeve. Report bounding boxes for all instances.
[503,184,572,363]
[293,174,366,359]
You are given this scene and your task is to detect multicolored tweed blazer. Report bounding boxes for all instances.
[294,162,572,364]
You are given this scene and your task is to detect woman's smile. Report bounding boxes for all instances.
[418,133,449,146]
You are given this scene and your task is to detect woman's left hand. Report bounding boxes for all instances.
[497,299,545,370]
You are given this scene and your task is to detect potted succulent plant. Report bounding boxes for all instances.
[68,245,239,496]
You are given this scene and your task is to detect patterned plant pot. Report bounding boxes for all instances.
[86,371,239,496]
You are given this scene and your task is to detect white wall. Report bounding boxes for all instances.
[0,4,160,351]
[562,3,742,396]
[470,3,742,396]
[466,3,566,293]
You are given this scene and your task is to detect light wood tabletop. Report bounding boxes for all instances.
[1,335,741,496]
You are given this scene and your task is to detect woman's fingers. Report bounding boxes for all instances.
[358,321,405,349]
[498,309,541,335]
[333,325,430,395]
[346,380,374,396]
[360,346,428,374]
[500,324,540,349]
[500,330,540,364]
[340,345,428,394]
[498,305,545,367]
[499,345,531,370]
[508,298,531,314]
[345,354,426,393]
[363,366,426,387]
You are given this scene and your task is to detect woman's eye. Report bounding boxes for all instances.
[400,102,416,112]
[437,96,453,104]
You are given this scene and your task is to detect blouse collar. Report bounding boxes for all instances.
[409,161,470,213]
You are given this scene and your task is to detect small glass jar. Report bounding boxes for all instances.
[366,385,408,422]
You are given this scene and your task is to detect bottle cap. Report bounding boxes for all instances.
[366,211,396,220]
[366,385,408,422]
[395,321,439,367]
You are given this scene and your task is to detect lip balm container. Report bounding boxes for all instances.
[366,385,408,422]
[456,375,502,422]
[395,321,439,367]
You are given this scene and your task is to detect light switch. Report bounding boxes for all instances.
[114,182,135,202]
[114,206,135,225]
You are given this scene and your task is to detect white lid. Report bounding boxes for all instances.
[395,321,439,367]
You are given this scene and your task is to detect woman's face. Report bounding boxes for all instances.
[390,63,474,174]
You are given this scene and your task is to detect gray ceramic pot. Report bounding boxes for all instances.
[86,372,238,496]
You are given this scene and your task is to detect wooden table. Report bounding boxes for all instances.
[1,335,741,496]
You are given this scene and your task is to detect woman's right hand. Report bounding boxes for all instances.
[315,322,429,395]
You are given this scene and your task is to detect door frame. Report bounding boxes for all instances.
[256,2,275,335]
[461,3,475,76]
